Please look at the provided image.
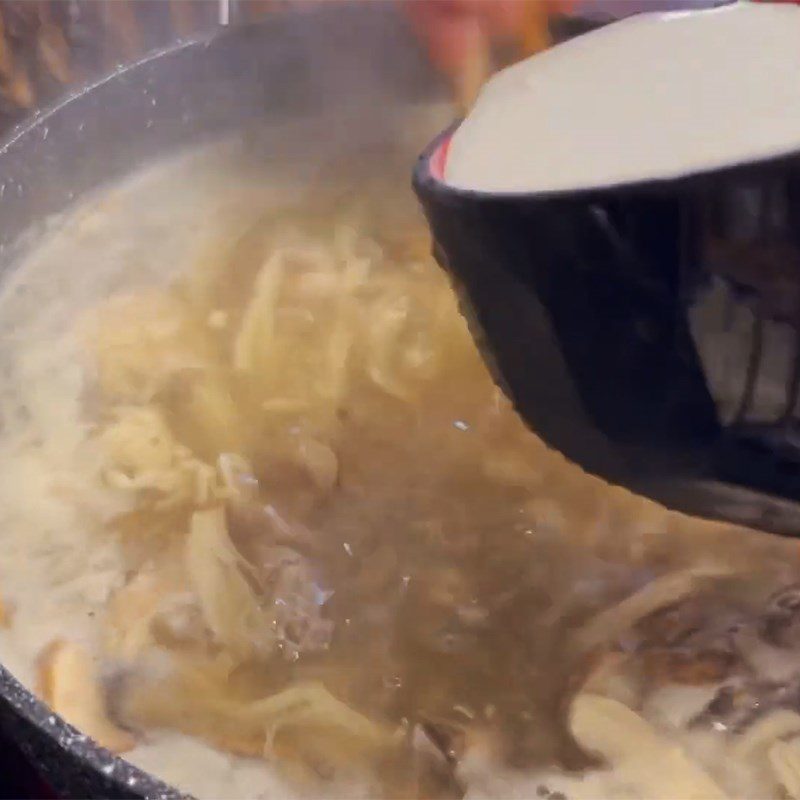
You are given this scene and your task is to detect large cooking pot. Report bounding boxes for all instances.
[0,6,446,797]
[0,3,613,794]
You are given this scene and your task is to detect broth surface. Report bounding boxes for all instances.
[1,135,800,800]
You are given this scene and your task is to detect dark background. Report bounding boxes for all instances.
[0,735,54,798]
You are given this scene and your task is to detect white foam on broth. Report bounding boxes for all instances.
[0,139,315,799]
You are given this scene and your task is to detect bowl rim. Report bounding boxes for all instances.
[415,124,800,204]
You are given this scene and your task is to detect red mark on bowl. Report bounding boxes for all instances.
[429,134,453,181]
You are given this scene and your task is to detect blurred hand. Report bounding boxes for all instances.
[403,0,574,79]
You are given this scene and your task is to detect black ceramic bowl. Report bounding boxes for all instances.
[414,126,800,536]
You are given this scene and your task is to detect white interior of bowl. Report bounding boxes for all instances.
[446,1,800,194]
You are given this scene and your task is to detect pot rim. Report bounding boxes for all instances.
[0,28,232,800]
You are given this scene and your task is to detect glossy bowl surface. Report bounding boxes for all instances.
[414,125,800,535]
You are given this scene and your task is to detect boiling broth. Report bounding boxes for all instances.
[77,197,800,797]
[1,138,800,800]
